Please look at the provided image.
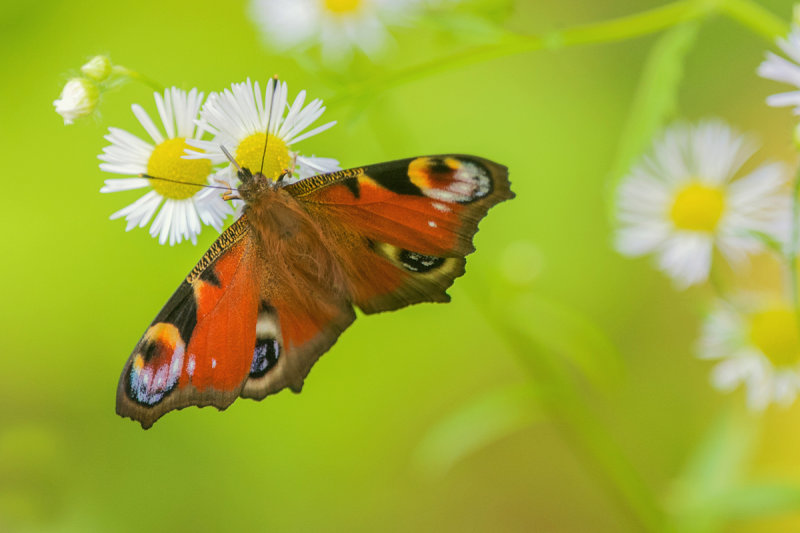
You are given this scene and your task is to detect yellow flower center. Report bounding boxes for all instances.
[235,133,291,181]
[147,138,211,200]
[669,182,726,232]
[324,0,362,14]
[750,308,800,367]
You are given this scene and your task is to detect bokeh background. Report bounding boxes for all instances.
[3,0,800,531]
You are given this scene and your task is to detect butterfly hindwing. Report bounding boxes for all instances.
[285,155,512,313]
[116,217,260,429]
[240,296,355,400]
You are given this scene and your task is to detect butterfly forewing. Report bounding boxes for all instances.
[116,218,261,428]
[285,155,513,313]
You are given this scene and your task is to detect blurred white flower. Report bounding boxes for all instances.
[99,87,231,245]
[615,120,790,288]
[248,0,420,63]
[53,77,99,125]
[699,297,800,410]
[758,23,800,111]
[186,78,339,185]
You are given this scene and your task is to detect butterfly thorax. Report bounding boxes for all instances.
[238,167,352,309]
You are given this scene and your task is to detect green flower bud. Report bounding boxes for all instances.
[80,55,112,81]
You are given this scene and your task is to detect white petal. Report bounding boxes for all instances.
[100,177,150,193]
[656,233,713,288]
[131,104,164,145]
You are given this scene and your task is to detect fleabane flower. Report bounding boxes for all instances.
[758,21,800,111]
[54,77,99,125]
[614,120,790,288]
[699,297,800,410]
[99,87,232,245]
[186,78,340,185]
[248,0,419,63]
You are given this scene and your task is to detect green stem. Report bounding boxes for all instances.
[718,0,789,40]
[708,263,730,303]
[328,1,700,107]
[111,65,163,92]
[328,0,784,108]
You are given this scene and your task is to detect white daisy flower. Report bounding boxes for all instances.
[699,297,800,410]
[248,0,419,64]
[758,23,800,110]
[186,78,340,185]
[54,77,99,125]
[99,87,232,245]
[614,120,790,288]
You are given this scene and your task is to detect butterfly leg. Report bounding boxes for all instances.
[276,153,298,184]
[213,175,242,201]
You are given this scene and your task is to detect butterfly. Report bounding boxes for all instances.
[116,154,513,428]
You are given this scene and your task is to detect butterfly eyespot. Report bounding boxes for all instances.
[250,303,281,378]
[250,339,280,378]
[398,250,446,273]
[409,157,493,205]
[127,323,185,406]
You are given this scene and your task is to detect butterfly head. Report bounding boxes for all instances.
[236,166,278,204]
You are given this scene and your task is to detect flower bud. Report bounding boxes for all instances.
[53,77,99,125]
[80,55,112,81]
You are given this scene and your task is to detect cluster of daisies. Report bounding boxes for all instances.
[614,24,800,410]
[91,75,340,245]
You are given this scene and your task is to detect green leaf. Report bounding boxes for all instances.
[509,293,625,390]
[413,383,541,478]
[607,21,701,219]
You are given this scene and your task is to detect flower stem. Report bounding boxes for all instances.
[111,66,164,92]
[328,0,784,108]
[788,166,800,331]
[718,0,789,40]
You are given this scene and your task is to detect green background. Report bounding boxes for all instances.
[3,0,800,531]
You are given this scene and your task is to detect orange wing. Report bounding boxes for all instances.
[284,155,513,313]
[117,212,356,428]
[116,217,261,428]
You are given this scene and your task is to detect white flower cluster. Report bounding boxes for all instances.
[97,79,340,245]
[613,22,800,410]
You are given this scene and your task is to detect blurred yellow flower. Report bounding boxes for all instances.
[699,297,800,410]
[248,0,421,64]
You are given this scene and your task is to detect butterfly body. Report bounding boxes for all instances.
[117,155,512,428]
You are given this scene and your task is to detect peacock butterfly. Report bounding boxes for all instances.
[116,152,513,428]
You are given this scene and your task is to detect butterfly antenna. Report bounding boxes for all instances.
[140,174,233,191]
[220,145,241,171]
[258,75,281,178]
